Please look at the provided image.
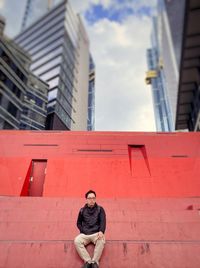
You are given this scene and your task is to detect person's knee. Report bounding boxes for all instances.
[96,238,106,246]
[74,235,81,246]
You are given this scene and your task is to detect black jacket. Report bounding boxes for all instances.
[77,203,106,235]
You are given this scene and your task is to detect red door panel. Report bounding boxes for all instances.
[29,160,47,196]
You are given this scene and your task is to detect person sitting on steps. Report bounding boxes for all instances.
[74,190,106,268]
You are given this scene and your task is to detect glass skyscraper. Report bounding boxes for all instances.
[146,17,173,132]
[158,0,186,128]
[87,55,95,131]
[146,0,186,131]
[15,0,92,130]
[21,0,62,30]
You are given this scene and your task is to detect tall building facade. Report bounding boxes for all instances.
[21,0,62,30]
[87,55,95,131]
[15,0,93,131]
[146,17,173,132]
[0,16,48,130]
[158,0,186,128]
[146,0,186,131]
[175,0,200,131]
[20,74,48,130]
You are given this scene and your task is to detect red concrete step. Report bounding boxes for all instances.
[1,196,200,210]
[1,241,200,268]
[0,197,200,241]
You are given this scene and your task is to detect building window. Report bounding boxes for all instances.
[0,71,22,98]
[1,52,27,83]
[0,71,6,81]
[26,91,44,108]
[3,121,14,129]
[7,102,18,117]
[48,88,58,101]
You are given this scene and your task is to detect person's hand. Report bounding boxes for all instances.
[97,231,104,239]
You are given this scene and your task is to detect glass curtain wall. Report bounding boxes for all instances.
[146,17,173,132]
[15,1,79,130]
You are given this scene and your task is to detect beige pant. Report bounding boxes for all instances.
[74,233,105,265]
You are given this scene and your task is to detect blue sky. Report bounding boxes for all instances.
[85,2,154,24]
[0,0,157,131]
[85,4,134,24]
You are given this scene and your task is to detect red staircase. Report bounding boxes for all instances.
[1,196,200,267]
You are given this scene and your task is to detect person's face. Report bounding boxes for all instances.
[86,193,96,207]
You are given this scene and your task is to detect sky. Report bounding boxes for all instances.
[0,0,157,132]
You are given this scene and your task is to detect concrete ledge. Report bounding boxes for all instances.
[1,240,200,268]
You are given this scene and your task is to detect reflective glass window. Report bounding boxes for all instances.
[47,100,56,108]
[64,18,77,48]
[31,46,63,69]
[7,101,18,117]
[63,34,76,64]
[33,56,62,76]
[39,66,61,81]
[59,80,73,102]
[24,25,64,51]
[62,54,75,80]
[25,91,44,108]
[154,91,160,104]
[89,56,95,70]
[22,109,45,125]
[88,93,93,107]
[47,77,60,89]
[31,40,63,60]
[16,7,65,46]
[29,31,63,55]
[89,80,95,93]
[1,51,27,83]
[0,71,22,99]
[57,91,72,115]
[48,88,58,101]
[55,103,71,127]
[47,100,56,113]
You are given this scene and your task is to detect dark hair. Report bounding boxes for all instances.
[85,190,96,199]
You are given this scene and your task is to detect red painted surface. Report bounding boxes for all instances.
[20,161,32,196]
[29,160,47,196]
[0,130,200,267]
[0,197,200,267]
[0,130,200,198]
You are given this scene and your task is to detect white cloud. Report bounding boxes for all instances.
[71,0,157,20]
[84,14,156,131]
[113,0,157,11]
[70,0,156,131]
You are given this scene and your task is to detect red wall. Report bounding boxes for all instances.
[0,130,200,198]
